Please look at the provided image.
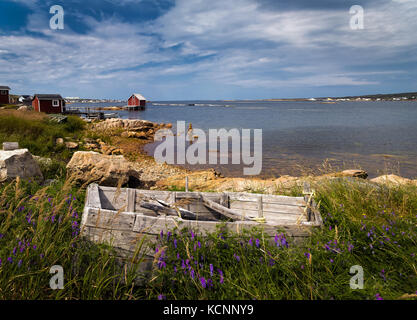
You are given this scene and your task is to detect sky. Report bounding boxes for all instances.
[0,0,416,100]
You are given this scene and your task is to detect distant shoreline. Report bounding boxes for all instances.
[63,91,417,104]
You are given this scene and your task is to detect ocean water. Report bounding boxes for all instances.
[68,100,417,179]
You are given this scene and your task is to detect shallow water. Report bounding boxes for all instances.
[68,100,417,179]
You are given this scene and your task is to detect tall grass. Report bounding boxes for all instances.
[0,110,85,161]
[0,178,145,299]
[148,179,417,300]
[0,176,416,300]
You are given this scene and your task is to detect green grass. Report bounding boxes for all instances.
[0,110,85,161]
[148,179,417,300]
[0,178,146,299]
[0,176,416,300]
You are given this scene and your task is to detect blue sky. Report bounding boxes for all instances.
[0,0,416,100]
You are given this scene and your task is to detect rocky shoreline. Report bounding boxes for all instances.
[2,117,416,192]
[65,119,417,193]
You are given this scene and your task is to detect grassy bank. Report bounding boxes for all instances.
[0,110,85,162]
[0,176,415,300]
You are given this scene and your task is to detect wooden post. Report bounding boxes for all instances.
[257,195,263,219]
[185,176,189,193]
[220,193,229,208]
[126,188,136,212]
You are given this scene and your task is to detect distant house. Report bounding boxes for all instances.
[0,86,10,104]
[32,94,66,114]
[127,93,146,107]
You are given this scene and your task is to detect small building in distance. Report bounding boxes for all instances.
[19,95,33,106]
[0,86,10,104]
[127,93,147,108]
[32,94,66,114]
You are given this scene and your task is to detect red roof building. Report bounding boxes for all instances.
[32,94,66,114]
[127,93,146,107]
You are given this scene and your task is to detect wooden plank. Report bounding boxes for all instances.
[138,201,197,220]
[86,184,101,208]
[229,201,305,215]
[257,195,263,219]
[227,192,305,206]
[132,214,312,237]
[82,226,155,254]
[175,192,221,201]
[100,188,126,211]
[201,195,253,221]
[126,188,136,212]
[220,193,229,208]
[84,208,136,231]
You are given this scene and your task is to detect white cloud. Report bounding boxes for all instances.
[1,0,416,98]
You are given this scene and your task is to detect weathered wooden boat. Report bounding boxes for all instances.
[80,184,323,259]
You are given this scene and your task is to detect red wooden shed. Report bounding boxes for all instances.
[127,93,146,107]
[0,86,10,104]
[32,94,66,114]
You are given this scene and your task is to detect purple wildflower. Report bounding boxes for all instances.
[375,293,383,300]
[199,277,207,289]
[158,294,166,300]
[218,269,224,284]
[233,253,240,262]
[209,264,214,276]
[255,239,260,248]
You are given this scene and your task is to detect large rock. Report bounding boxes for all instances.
[0,149,43,183]
[93,119,155,132]
[66,151,141,187]
[324,169,368,179]
[370,175,416,186]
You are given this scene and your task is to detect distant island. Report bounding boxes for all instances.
[261,91,417,102]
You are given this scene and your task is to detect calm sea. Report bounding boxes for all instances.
[68,100,417,179]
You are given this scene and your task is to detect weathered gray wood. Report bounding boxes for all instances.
[227,192,305,206]
[84,208,136,231]
[220,193,229,208]
[201,195,253,221]
[2,142,19,151]
[139,201,197,220]
[229,201,305,215]
[100,188,126,211]
[86,184,101,208]
[127,188,136,212]
[257,195,263,219]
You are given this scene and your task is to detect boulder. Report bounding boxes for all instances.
[65,142,79,149]
[327,169,368,179]
[370,175,414,186]
[17,106,28,111]
[93,119,156,132]
[66,151,141,187]
[0,149,43,183]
